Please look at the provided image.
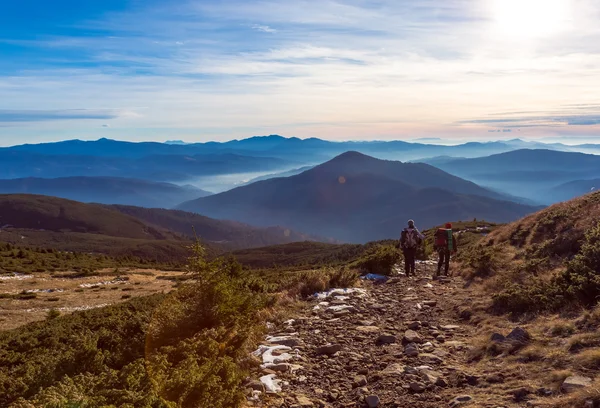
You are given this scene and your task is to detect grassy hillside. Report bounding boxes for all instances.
[459,191,600,314]
[0,194,170,239]
[109,205,330,250]
[0,195,335,264]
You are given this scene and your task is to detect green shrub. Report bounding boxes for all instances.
[352,244,401,275]
[46,309,61,320]
[460,245,498,279]
[328,267,360,288]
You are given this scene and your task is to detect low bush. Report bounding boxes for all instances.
[352,244,401,275]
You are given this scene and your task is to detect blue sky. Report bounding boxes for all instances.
[1,0,600,145]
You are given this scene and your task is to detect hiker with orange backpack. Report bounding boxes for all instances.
[400,219,425,277]
[434,222,457,277]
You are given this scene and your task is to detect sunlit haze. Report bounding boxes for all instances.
[1,0,599,145]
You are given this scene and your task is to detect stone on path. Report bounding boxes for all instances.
[561,375,592,393]
[353,375,368,387]
[490,333,506,342]
[356,326,381,333]
[296,395,314,407]
[440,325,460,331]
[407,321,421,330]
[316,344,342,356]
[376,334,397,345]
[449,395,473,407]
[403,329,422,344]
[409,382,427,393]
[404,343,419,357]
[365,395,380,408]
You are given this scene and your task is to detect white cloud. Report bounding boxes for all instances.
[1,0,600,143]
[251,24,277,33]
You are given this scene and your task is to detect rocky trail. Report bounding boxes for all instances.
[244,261,528,408]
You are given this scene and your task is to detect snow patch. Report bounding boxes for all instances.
[253,345,294,366]
[327,305,354,312]
[315,288,367,299]
[0,273,34,281]
[260,374,282,393]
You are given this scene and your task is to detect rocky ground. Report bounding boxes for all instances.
[244,261,597,408]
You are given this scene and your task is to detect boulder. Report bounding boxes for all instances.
[561,375,593,393]
[490,333,506,342]
[356,326,381,333]
[404,344,419,357]
[506,327,531,344]
[365,395,380,408]
[409,382,427,393]
[403,330,422,344]
[247,380,265,392]
[510,386,533,402]
[449,395,473,407]
[353,375,368,388]
[376,334,397,345]
[407,321,421,330]
[316,344,342,356]
[296,395,314,408]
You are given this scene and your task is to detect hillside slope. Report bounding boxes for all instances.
[0,195,328,259]
[462,190,600,313]
[0,177,211,208]
[0,194,168,239]
[179,152,539,243]
[109,205,332,249]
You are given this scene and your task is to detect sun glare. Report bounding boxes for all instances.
[491,0,570,38]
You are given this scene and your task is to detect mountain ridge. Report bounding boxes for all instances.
[178,152,540,242]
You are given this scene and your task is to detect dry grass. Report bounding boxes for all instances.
[574,349,600,370]
[567,332,600,352]
[549,321,577,337]
[0,268,185,331]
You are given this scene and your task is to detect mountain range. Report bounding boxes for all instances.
[0,177,211,209]
[0,150,296,182]
[4,135,597,163]
[178,152,539,242]
[424,149,600,204]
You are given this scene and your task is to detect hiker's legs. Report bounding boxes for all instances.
[437,249,445,276]
[444,249,450,275]
[408,248,416,276]
[403,250,411,276]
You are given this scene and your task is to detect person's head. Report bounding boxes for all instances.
[408,219,415,228]
[445,222,452,229]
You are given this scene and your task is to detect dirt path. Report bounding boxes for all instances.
[246,261,519,408]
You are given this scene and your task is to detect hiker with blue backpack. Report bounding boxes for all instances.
[435,222,458,277]
[400,219,425,277]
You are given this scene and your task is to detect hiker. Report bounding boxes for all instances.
[400,219,425,277]
[435,222,457,277]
